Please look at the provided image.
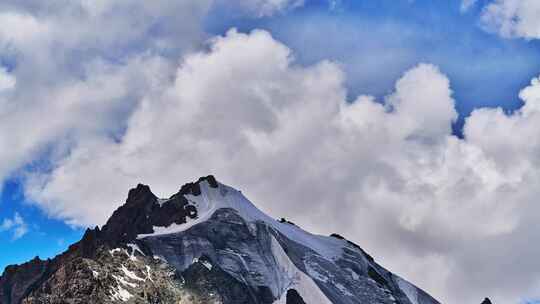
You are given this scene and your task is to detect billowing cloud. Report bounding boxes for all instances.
[0,0,301,185]
[0,212,28,240]
[471,0,540,39]
[0,0,213,187]
[20,28,540,303]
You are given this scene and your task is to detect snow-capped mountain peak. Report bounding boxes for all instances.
[0,176,441,304]
[139,179,345,262]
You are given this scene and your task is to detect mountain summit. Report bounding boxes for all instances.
[0,176,440,304]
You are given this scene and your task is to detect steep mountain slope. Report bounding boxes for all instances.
[0,176,441,304]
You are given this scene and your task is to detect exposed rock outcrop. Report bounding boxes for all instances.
[0,257,48,304]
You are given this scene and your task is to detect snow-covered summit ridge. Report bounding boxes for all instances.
[139,178,346,261]
[133,177,440,304]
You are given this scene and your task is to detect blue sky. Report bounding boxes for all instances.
[0,180,82,270]
[2,0,540,303]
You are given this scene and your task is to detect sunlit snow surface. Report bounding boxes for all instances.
[269,235,332,304]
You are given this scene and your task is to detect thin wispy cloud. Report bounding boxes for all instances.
[0,212,28,240]
[465,0,540,39]
[460,0,478,12]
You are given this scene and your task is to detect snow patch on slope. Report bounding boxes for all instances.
[110,284,133,302]
[121,265,145,282]
[192,257,213,270]
[127,243,144,256]
[396,275,420,304]
[270,235,333,304]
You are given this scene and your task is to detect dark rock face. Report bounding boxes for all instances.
[183,256,273,304]
[100,175,218,245]
[22,257,103,304]
[178,175,218,196]
[99,183,158,244]
[138,208,282,303]
[0,176,218,304]
[22,247,188,304]
[481,298,493,304]
[100,184,178,244]
[286,289,306,304]
[0,257,48,304]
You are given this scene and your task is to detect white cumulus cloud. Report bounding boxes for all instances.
[0,0,300,187]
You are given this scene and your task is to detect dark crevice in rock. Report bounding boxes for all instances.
[286,289,306,304]
[368,266,389,287]
[330,233,345,239]
[279,218,297,226]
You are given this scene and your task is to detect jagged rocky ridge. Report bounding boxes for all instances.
[0,176,441,304]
